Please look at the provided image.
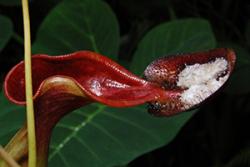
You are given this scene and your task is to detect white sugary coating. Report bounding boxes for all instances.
[177,58,229,107]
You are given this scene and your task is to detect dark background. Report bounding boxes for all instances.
[1,0,250,167]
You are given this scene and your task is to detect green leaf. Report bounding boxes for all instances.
[0,91,195,167]
[0,17,215,167]
[0,92,25,146]
[48,18,214,167]
[130,18,216,75]
[49,104,196,167]
[32,0,119,59]
[219,43,250,94]
[0,15,13,52]
[0,0,20,6]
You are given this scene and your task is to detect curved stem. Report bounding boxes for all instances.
[21,0,37,167]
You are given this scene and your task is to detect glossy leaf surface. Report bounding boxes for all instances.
[32,0,119,59]
[131,19,216,75]
[49,104,196,167]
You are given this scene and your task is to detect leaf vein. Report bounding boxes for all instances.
[102,112,163,143]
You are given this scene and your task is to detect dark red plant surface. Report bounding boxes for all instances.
[2,48,235,166]
[144,48,236,116]
[4,51,169,107]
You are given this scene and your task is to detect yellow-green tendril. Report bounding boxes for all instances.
[22,0,37,166]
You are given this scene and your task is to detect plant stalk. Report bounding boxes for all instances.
[21,0,37,167]
[0,145,21,167]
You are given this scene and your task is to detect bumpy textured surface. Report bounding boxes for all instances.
[2,49,235,166]
[144,48,236,116]
[4,49,235,118]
